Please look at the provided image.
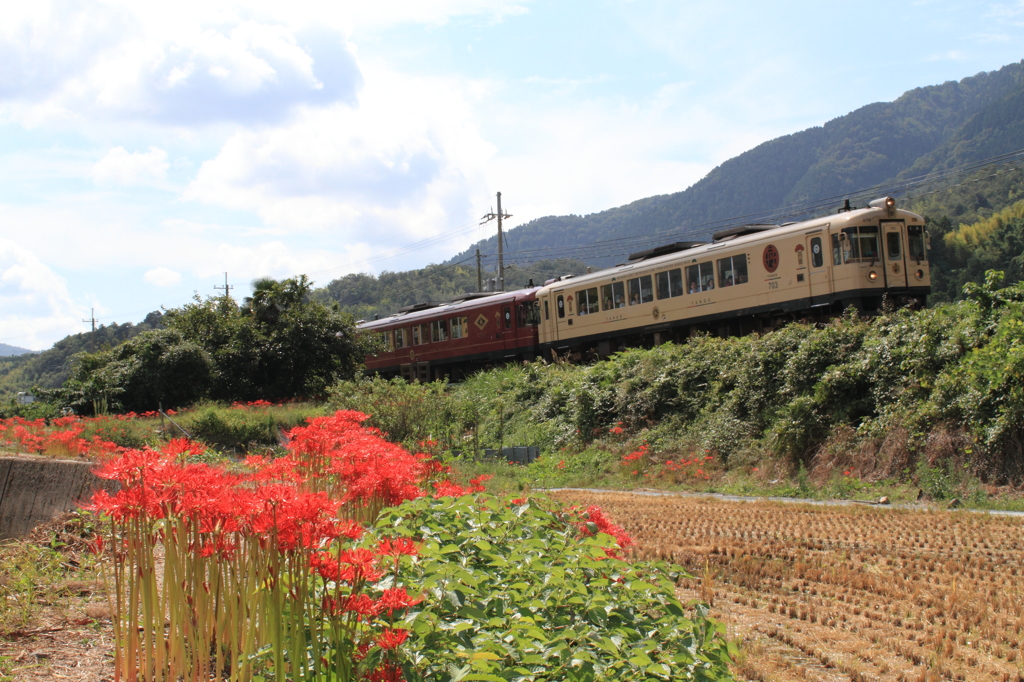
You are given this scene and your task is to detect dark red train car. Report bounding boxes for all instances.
[357,288,541,381]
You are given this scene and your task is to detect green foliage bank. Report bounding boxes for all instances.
[336,272,1024,486]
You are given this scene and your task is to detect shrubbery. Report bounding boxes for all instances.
[337,271,1024,485]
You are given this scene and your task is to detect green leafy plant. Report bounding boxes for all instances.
[376,494,737,681]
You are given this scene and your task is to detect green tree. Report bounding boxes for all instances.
[54,276,365,413]
[166,276,364,403]
[58,329,212,413]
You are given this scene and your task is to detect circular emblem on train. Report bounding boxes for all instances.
[652,307,660,320]
[763,244,780,273]
[409,350,415,360]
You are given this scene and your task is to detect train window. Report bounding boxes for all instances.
[887,232,901,260]
[601,282,626,310]
[557,295,565,319]
[430,319,448,342]
[503,306,512,329]
[627,275,653,305]
[656,269,683,299]
[831,234,842,266]
[685,262,715,294]
[517,304,526,327]
[717,255,748,287]
[450,316,467,339]
[384,331,394,351]
[412,324,423,345]
[395,328,407,348]
[908,225,926,262]
[544,299,550,321]
[577,288,600,315]
[841,226,879,262]
[810,237,824,268]
[526,300,541,326]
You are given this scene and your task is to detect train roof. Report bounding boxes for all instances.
[537,201,924,294]
[357,287,539,331]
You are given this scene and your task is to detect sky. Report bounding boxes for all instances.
[1,0,1023,350]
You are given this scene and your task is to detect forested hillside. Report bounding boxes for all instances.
[311,258,588,322]
[311,61,1024,316]
[0,312,164,399]
[446,61,1024,268]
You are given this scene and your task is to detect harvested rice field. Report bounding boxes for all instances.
[549,491,1024,682]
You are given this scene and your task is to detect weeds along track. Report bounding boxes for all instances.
[548,491,1024,682]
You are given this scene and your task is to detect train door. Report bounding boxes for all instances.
[881,221,908,288]
[805,233,831,301]
[501,303,514,353]
[553,291,565,342]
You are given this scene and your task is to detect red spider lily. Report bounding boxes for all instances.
[377,587,422,617]
[311,548,383,584]
[468,474,491,492]
[376,628,409,650]
[620,444,647,465]
[431,480,469,498]
[322,593,379,618]
[377,537,418,557]
[573,505,634,550]
[85,410,478,682]
[162,438,206,459]
[366,663,405,682]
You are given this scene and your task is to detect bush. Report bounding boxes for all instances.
[180,401,328,451]
[442,271,1024,485]
[329,376,474,453]
[376,494,736,681]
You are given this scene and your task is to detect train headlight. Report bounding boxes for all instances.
[916,269,925,280]
[868,270,878,282]
[869,196,897,217]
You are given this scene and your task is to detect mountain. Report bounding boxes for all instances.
[442,60,1024,269]
[0,343,34,357]
[315,61,1024,316]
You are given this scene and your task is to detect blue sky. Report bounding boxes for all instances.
[1,0,1022,349]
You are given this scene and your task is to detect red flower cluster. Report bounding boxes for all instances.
[0,416,116,459]
[620,444,648,465]
[661,454,715,481]
[86,410,485,682]
[230,399,275,409]
[572,504,634,551]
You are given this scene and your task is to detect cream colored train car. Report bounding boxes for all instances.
[536,197,930,357]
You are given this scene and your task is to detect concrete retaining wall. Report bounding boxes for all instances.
[0,457,114,539]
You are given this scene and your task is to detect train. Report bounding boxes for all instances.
[357,196,930,381]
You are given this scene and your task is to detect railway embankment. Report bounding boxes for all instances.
[334,271,1024,505]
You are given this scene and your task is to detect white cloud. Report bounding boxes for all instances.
[93,146,169,186]
[0,4,362,127]
[184,67,494,243]
[0,1,533,129]
[143,266,181,286]
[0,239,84,350]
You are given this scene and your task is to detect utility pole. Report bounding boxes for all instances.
[214,272,233,299]
[476,248,483,292]
[82,308,97,352]
[480,192,512,291]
